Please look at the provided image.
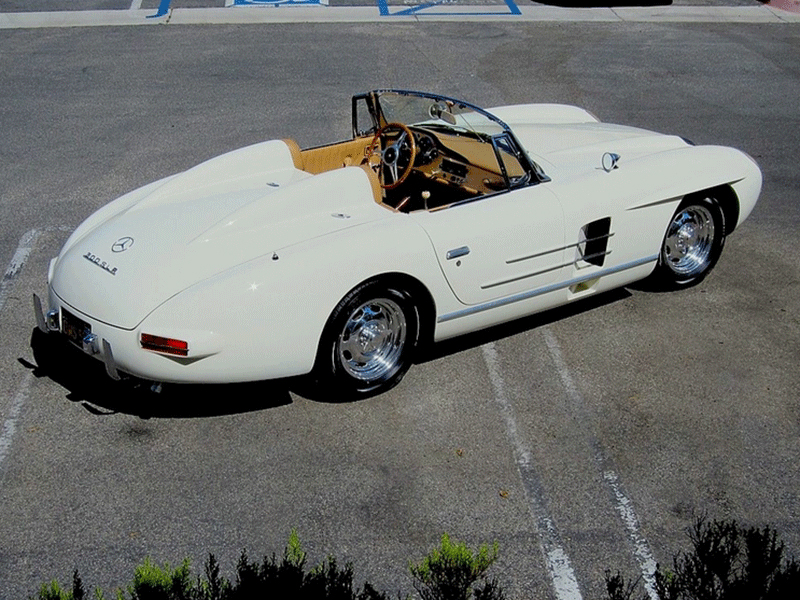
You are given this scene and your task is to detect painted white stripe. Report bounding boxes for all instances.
[0,373,33,475]
[482,342,583,600]
[0,229,40,313]
[605,470,659,600]
[542,328,659,600]
[1,230,43,476]
[129,0,143,9]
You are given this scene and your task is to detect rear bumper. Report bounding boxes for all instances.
[33,293,122,381]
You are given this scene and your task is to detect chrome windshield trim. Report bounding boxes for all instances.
[437,254,658,324]
[353,89,548,184]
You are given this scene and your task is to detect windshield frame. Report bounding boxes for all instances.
[351,89,549,187]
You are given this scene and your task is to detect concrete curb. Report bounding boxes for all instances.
[1,5,799,29]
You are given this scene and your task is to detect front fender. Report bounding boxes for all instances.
[620,144,762,231]
[556,144,762,269]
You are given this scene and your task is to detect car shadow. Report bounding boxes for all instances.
[26,287,635,412]
[26,328,294,419]
[416,286,633,364]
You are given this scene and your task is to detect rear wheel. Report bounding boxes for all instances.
[650,193,726,288]
[314,281,418,399]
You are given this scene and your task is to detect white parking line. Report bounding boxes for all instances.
[482,342,583,600]
[0,229,43,478]
[0,229,40,314]
[604,470,659,600]
[130,0,144,9]
[542,328,658,600]
[0,372,33,478]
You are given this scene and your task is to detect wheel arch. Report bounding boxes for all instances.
[694,183,739,236]
[352,271,437,349]
[310,270,437,398]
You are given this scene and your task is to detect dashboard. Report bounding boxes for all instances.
[409,126,510,195]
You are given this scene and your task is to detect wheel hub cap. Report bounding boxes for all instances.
[338,299,407,382]
[663,204,715,276]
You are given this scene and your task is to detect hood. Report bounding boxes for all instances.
[486,103,689,177]
[512,122,691,177]
[52,156,389,329]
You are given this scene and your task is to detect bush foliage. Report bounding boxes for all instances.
[606,517,800,600]
[409,534,503,600]
[31,531,500,600]
[30,519,799,600]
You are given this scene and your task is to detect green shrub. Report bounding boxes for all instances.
[225,531,393,600]
[409,533,503,600]
[31,530,505,600]
[30,519,798,600]
[606,517,800,600]
[198,554,230,600]
[34,571,85,600]
[125,558,193,600]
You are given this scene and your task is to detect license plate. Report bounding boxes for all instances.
[61,308,91,347]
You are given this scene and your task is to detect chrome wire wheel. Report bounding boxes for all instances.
[337,298,408,383]
[662,204,716,277]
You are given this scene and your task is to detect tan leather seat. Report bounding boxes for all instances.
[283,138,384,206]
[358,164,383,205]
[282,139,304,171]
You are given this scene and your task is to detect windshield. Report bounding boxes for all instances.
[350,90,544,208]
[353,90,508,139]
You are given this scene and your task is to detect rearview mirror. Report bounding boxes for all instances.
[429,102,457,126]
[602,152,620,172]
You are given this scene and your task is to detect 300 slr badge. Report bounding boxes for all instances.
[83,251,118,276]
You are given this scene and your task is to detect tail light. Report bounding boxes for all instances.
[140,333,189,357]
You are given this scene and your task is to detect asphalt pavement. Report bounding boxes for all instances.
[1,0,800,26]
[0,8,799,600]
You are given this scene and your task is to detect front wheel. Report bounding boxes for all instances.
[649,193,726,289]
[314,281,419,399]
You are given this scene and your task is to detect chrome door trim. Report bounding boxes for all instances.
[437,254,658,324]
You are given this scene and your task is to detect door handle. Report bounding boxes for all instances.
[446,246,470,260]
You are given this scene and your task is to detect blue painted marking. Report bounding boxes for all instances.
[379,0,519,17]
[235,0,323,5]
[147,0,172,18]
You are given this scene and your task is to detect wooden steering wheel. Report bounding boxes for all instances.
[364,122,417,189]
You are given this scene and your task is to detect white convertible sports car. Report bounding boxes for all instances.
[34,90,761,398]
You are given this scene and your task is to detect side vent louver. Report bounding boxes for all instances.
[578,217,613,267]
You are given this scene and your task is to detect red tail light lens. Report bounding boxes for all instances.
[141,333,189,357]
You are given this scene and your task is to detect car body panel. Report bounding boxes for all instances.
[51,144,391,329]
[38,91,762,387]
[411,184,565,306]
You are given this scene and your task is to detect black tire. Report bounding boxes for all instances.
[314,280,419,399]
[649,193,726,289]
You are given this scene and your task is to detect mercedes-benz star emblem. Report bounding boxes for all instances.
[112,237,134,253]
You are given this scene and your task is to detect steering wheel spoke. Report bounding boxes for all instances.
[365,122,417,190]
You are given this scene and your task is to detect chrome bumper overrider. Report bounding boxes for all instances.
[32,293,121,381]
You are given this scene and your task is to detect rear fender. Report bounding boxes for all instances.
[139,216,452,382]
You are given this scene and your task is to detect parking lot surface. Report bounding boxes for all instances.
[0,10,799,600]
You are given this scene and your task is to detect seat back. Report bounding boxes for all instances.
[300,138,372,175]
